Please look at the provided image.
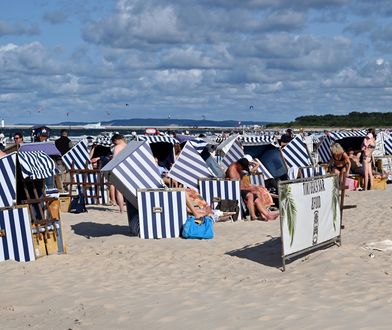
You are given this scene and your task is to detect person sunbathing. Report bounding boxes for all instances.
[185,188,213,219]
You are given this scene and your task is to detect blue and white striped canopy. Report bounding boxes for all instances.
[215,134,276,145]
[18,151,58,180]
[137,135,179,145]
[317,130,367,163]
[0,152,17,208]
[282,136,312,168]
[384,134,392,155]
[221,139,244,169]
[239,135,276,145]
[101,141,164,208]
[168,142,214,190]
[62,139,91,170]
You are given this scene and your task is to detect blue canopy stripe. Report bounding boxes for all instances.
[0,153,17,208]
[168,142,214,190]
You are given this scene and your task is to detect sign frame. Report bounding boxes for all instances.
[278,174,342,271]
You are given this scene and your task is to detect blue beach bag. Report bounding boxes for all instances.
[182,216,214,239]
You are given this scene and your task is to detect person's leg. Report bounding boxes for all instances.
[109,184,117,205]
[116,189,125,213]
[185,192,208,218]
[246,193,257,220]
[363,161,369,191]
[255,198,279,221]
[368,160,374,190]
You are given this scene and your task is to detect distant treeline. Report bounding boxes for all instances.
[266,112,392,128]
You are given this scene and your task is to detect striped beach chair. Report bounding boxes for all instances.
[298,166,327,178]
[0,206,35,262]
[62,139,108,204]
[0,152,17,209]
[102,141,188,239]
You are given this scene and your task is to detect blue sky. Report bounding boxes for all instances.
[1,0,392,124]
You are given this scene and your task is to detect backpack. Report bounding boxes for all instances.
[69,193,88,214]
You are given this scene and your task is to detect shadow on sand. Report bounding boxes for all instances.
[226,237,283,269]
[71,222,130,239]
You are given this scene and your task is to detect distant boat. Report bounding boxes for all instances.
[83,122,105,129]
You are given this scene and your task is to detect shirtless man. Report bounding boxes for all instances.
[110,134,127,212]
[225,158,279,221]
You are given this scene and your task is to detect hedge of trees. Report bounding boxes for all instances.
[266,112,392,128]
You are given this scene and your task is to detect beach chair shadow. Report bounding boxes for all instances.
[225,237,282,268]
[71,222,130,238]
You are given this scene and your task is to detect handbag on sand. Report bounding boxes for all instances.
[182,216,214,239]
[69,193,88,214]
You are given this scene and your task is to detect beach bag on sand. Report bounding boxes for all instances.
[182,216,214,239]
[69,193,88,214]
[216,199,239,221]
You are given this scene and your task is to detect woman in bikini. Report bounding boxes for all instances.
[361,128,376,190]
[329,143,350,188]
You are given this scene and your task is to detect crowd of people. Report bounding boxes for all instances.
[329,128,381,191]
[0,125,387,220]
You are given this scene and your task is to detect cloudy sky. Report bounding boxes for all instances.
[1,0,391,124]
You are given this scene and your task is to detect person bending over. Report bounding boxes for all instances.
[329,143,350,188]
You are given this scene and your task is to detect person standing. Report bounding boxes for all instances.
[361,128,376,190]
[110,134,127,213]
[55,129,73,156]
[54,129,73,192]
[13,132,24,146]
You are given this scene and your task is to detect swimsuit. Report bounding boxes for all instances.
[333,154,348,172]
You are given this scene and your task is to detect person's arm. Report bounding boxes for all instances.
[249,161,260,173]
[344,153,351,174]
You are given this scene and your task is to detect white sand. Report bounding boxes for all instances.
[1,186,392,329]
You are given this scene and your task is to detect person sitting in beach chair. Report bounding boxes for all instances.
[347,148,363,176]
[225,158,279,221]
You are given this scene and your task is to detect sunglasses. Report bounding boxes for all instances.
[14,137,22,140]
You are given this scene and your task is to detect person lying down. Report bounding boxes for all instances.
[185,188,234,221]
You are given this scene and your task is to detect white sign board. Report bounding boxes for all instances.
[279,175,341,257]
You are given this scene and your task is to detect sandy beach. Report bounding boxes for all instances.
[1,186,391,330]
